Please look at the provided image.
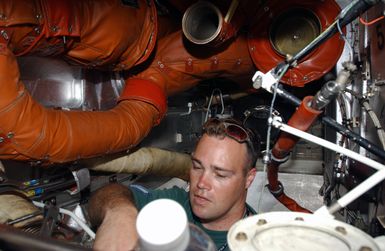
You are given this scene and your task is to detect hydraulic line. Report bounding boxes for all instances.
[272,85,385,160]
[266,64,358,213]
[267,96,321,213]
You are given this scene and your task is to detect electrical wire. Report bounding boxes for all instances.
[32,201,95,239]
[337,20,354,62]
[257,64,289,213]
[345,89,385,150]
[359,16,385,26]
[204,88,225,122]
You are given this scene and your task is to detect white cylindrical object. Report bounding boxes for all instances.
[136,199,190,251]
[272,117,385,171]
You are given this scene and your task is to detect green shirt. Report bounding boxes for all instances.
[131,185,256,251]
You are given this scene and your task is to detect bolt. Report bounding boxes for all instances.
[335,226,347,235]
[253,75,263,89]
[7,132,14,139]
[262,154,270,164]
[295,217,304,221]
[235,232,248,241]
[257,219,267,225]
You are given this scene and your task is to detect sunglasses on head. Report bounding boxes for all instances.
[203,118,256,153]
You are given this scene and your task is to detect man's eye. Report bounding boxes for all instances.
[192,165,202,170]
[215,173,228,178]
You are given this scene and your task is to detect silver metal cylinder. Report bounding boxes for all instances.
[182,1,223,45]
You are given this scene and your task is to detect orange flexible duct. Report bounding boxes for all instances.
[0,0,256,164]
[0,0,169,164]
[134,30,256,96]
[0,45,165,163]
[1,0,158,70]
[268,96,322,213]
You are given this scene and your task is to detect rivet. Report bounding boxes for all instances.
[0,30,9,40]
[34,27,41,35]
[51,25,58,32]
[335,226,347,235]
[295,217,304,221]
[7,132,14,139]
[257,219,267,225]
[36,14,42,20]
[235,232,248,241]
[158,61,165,69]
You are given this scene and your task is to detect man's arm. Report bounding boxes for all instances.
[88,183,139,251]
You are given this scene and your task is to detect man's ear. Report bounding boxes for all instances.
[245,167,256,189]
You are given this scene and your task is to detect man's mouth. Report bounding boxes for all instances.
[193,194,210,205]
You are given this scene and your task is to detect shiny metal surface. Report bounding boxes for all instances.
[269,8,321,56]
[17,57,124,111]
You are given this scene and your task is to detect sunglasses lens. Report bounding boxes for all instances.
[226,124,248,142]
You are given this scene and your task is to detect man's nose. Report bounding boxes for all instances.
[197,172,211,190]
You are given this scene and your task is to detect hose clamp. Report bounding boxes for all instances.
[267,181,284,197]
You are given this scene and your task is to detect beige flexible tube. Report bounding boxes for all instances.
[86,147,191,181]
[0,194,42,228]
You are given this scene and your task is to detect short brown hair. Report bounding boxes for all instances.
[201,118,260,172]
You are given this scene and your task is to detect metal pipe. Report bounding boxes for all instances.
[182,1,241,47]
[271,117,385,171]
[267,84,385,160]
[272,116,385,216]
[311,62,356,110]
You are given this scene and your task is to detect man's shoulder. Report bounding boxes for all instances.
[130,184,189,209]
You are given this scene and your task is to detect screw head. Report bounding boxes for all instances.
[335,226,347,235]
[235,232,248,241]
[257,219,267,225]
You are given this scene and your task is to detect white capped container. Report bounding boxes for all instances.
[136,199,216,251]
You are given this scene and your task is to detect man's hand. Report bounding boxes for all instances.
[93,206,139,251]
[88,183,139,251]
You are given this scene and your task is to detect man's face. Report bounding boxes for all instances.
[189,134,256,225]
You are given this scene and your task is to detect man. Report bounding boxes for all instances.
[87,117,260,251]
